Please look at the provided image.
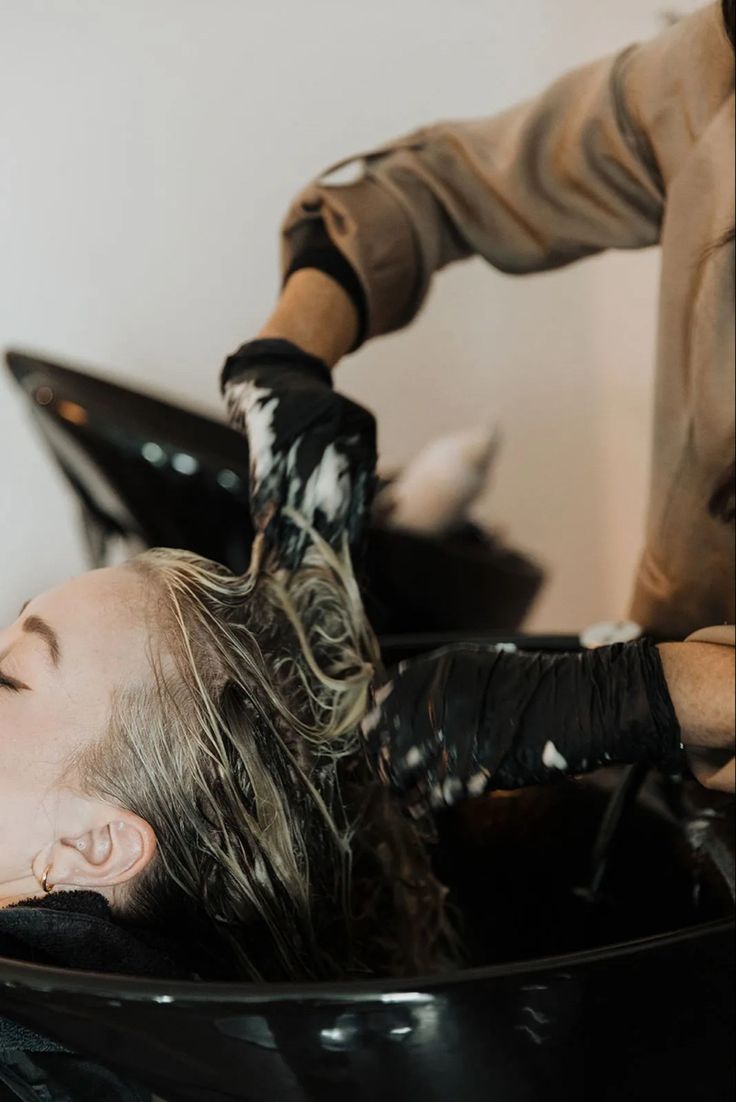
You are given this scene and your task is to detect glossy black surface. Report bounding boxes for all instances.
[5,349,544,633]
[6,349,257,572]
[0,772,733,1102]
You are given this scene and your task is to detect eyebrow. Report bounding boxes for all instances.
[22,615,62,666]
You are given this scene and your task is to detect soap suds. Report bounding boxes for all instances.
[542,740,568,770]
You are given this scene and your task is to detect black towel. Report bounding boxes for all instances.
[0,891,220,1055]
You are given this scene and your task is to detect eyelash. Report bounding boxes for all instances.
[0,669,23,693]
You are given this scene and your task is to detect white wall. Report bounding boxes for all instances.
[0,0,697,630]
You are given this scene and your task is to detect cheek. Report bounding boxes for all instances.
[0,773,56,879]
[0,707,74,878]
[0,696,76,792]
[0,700,30,785]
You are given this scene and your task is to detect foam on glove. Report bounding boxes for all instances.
[363,639,684,811]
[222,339,377,568]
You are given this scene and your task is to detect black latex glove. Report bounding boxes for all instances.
[361,640,684,812]
[221,338,377,568]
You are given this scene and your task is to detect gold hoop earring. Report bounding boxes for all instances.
[41,865,54,894]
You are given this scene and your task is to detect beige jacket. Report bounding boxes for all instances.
[281,3,735,640]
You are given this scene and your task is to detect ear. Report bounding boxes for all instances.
[37,811,157,893]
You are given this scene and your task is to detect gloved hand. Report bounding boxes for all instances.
[361,640,684,813]
[221,338,377,568]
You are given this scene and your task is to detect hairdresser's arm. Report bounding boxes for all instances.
[659,641,735,791]
[361,637,736,809]
[220,266,373,568]
[256,269,358,368]
[274,7,728,346]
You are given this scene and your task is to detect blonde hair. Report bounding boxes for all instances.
[75,529,455,980]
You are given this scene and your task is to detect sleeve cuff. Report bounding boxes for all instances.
[280,172,423,340]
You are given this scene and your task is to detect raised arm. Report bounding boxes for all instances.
[222,5,731,566]
[277,5,729,345]
[255,269,358,368]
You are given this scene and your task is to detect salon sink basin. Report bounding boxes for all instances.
[5,349,544,634]
[0,771,733,1102]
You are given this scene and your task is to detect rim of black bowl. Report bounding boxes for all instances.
[0,919,733,1005]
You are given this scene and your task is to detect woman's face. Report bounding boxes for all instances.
[0,566,156,905]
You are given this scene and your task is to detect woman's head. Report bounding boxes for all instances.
[0,566,158,909]
[80,541,380,980]
[1,538,451,979]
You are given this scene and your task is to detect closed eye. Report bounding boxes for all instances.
[0,668,29,692]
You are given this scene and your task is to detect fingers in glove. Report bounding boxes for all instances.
[362,640,683,811]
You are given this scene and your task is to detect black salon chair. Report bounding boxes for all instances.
[5,350,544,635]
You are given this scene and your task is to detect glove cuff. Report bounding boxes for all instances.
[632,637,685,773]
[220,338,332,392]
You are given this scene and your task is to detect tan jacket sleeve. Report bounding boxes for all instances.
[280,4,727,340]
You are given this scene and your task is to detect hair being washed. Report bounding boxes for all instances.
[73,523,455,980]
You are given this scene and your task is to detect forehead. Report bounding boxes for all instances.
[28,566,154,682]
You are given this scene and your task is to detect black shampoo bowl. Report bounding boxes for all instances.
[5,349,543,633]
[0,771,733,1102]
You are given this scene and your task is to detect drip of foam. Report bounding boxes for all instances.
[542,740,568,771]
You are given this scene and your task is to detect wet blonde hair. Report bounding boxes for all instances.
[75,529,454,980]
